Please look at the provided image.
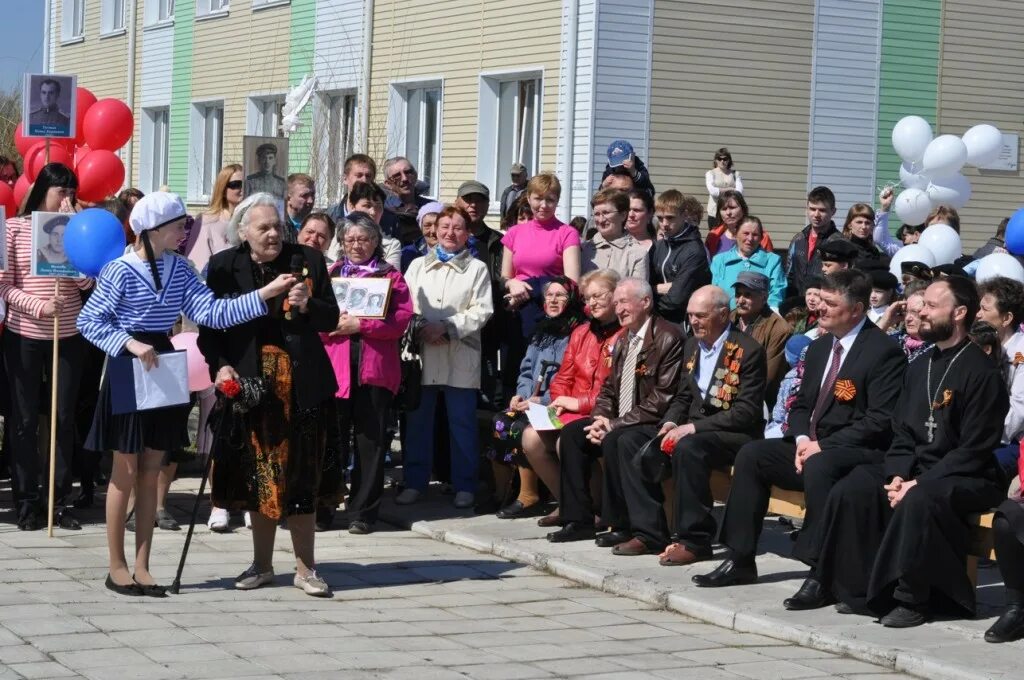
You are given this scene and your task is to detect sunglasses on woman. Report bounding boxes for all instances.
[226,180,243,191]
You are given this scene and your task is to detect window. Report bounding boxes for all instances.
[391,85,441,198]
[62,0,85,41]
[145,0,174,25]
[189,102,223,201]
[248,97,285,137]
[197,0,229,17]
[141,108,170,193]
[252,0,290,8]
[160,0,174,20]
[101,0,126,34]
[312,91,357,205]
[477,74,541,204]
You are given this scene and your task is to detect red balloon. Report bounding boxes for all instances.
[74,144,92,167]
[13,175,31,211]
[75,150,124,203]
[14,123,33,157]
[83,99,134,151]
[23,143,46,182]
[0,182,15,218]
[74,87,98,145]
[28,145,72,182]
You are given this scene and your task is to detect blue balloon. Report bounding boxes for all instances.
[1006,207,1024,256]
[64,208,126,277]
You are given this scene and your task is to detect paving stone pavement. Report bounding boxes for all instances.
[0,479,909,679]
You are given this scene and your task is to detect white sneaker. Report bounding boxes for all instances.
[395,488,421,505]
[294,570,330,597]
[235,564,274,590]
[243,511,252,529]
[207,507,229,532]
[454,491,475,509]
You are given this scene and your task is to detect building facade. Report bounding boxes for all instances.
[47,0,1024,249]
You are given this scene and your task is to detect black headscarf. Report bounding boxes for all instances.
[532,277,586,346]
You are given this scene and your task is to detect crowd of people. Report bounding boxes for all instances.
[0,141,1022,644]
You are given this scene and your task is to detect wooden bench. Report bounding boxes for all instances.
[662,469,996,587]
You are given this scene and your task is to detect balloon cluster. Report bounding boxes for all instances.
[891,116,1002,224]
[11,86,133,207]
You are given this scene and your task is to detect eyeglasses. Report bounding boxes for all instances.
[584,291,612,303]
[343,237,373,246]
[226,180,243,190]
[593,210,621,219]
[544,292,569,301]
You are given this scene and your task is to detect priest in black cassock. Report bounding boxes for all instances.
[806,276,1008,628]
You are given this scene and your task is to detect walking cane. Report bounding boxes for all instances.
[169,396,226,595]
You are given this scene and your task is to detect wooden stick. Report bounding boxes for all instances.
[46,278,60,537]
[45,138,50,165]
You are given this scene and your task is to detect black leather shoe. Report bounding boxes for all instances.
[133,577,168,598]
[692,559,758,588]
[595,529,632,548]
[105,574,143,596]
[985,604,1024,643]
[835,601,855,615]
[783,577,834,611]
[547,521,596,543]
[880,604,929,628]
[55,508,82,530]
[496,500,544,519]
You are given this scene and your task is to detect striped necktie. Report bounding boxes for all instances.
[619,334,642,417]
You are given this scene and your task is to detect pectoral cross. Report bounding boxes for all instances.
[925,415,937,443]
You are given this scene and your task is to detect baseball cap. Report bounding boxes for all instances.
[784,334,813,366]
[732,271,770,293]
[129,191,187,237]
[606,140,635,168]
[457,180,490,199]
[510,162,528,176]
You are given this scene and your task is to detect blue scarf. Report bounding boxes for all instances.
[434,244,465,262]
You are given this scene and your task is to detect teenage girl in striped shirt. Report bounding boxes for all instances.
[77,191,299,597]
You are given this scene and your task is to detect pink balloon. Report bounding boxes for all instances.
[170,332,213,392]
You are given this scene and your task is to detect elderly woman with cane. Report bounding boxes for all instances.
[199,193,340,597]
[77,192,297,597]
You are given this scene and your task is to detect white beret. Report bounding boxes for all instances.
[128,191,187,236]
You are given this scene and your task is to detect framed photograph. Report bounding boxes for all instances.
[243,136,288,202]
[31,212,82,278]
[331,276,393,319]
[23,73,77,139]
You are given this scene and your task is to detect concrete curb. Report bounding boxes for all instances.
[381,513,1002,680]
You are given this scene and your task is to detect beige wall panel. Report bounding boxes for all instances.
[52,1,129,101]
[649,0,815,244]
[939,2,1024,251]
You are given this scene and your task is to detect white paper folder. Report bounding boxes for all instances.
[109,350,190,415]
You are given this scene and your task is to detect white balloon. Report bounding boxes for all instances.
[892,116,934,164]
[962,124,1003,167]
[889,243,937,280]
[918,223,962,265]
[894,188,933,226]
[899,162,930,190]
[976,253,1024,284]
[926,174,972,209]
[922,134,968,177]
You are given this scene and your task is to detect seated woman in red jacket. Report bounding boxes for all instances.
[521,268,623,527]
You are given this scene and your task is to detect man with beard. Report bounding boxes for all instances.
[693,269,905,589]
[805,276,1007,627]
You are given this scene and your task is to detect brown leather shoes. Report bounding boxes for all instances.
[658,542,710,566]
[611,537,662,556]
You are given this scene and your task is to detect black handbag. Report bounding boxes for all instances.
[638,434,673,484]
[396,317,424,410]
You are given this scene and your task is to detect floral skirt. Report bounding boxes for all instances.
[211,346,340,519]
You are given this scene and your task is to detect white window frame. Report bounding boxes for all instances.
[252,0,290,10]
[140,107,170,194]
[246,95,286,138]
[188,101,224,203]
[62,0,86,43]
[312,90,358,206]
[144,0,174,28]
[196,0,229,19]
[476,69,543,212]
[101,0,127,36]
[387,79,443,199]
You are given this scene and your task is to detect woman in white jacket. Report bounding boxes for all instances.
[398,205,494,508]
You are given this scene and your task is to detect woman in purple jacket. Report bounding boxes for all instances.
[321,213,413,534]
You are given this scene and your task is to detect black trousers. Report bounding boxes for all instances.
[336,385,393,523]
[993,498,1024,603]
[602,424,662,543]
[559,418,634,524]
[718,438,881,563]
[3,331,85,510]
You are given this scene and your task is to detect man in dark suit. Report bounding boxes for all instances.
[547,277,685,543]
[692,269,906,593]
[602,285,767,560]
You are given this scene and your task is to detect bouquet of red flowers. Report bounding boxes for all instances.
[216,377,266,414]
[218,379,241,399]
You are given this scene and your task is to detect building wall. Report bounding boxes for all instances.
[52,0,130,101]
[555,0,596,219]
[937,0,1024,251]
[648,0,815,244]
[368,0,563,204]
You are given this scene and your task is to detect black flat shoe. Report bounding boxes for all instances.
[835,601,855,615]
[496,500,544,519]
[547,521,596,543]
[879,605,929,628]
[348,520,373,535]
[985,604,1024,643]
[692,558,758,588]
[783,577,835,611]
[595,529,633,548]
[105,574,143,596]
[133,577,168,598]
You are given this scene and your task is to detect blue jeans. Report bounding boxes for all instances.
[405,385,479,494]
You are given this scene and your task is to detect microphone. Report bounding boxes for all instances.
[283,254,305,320]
